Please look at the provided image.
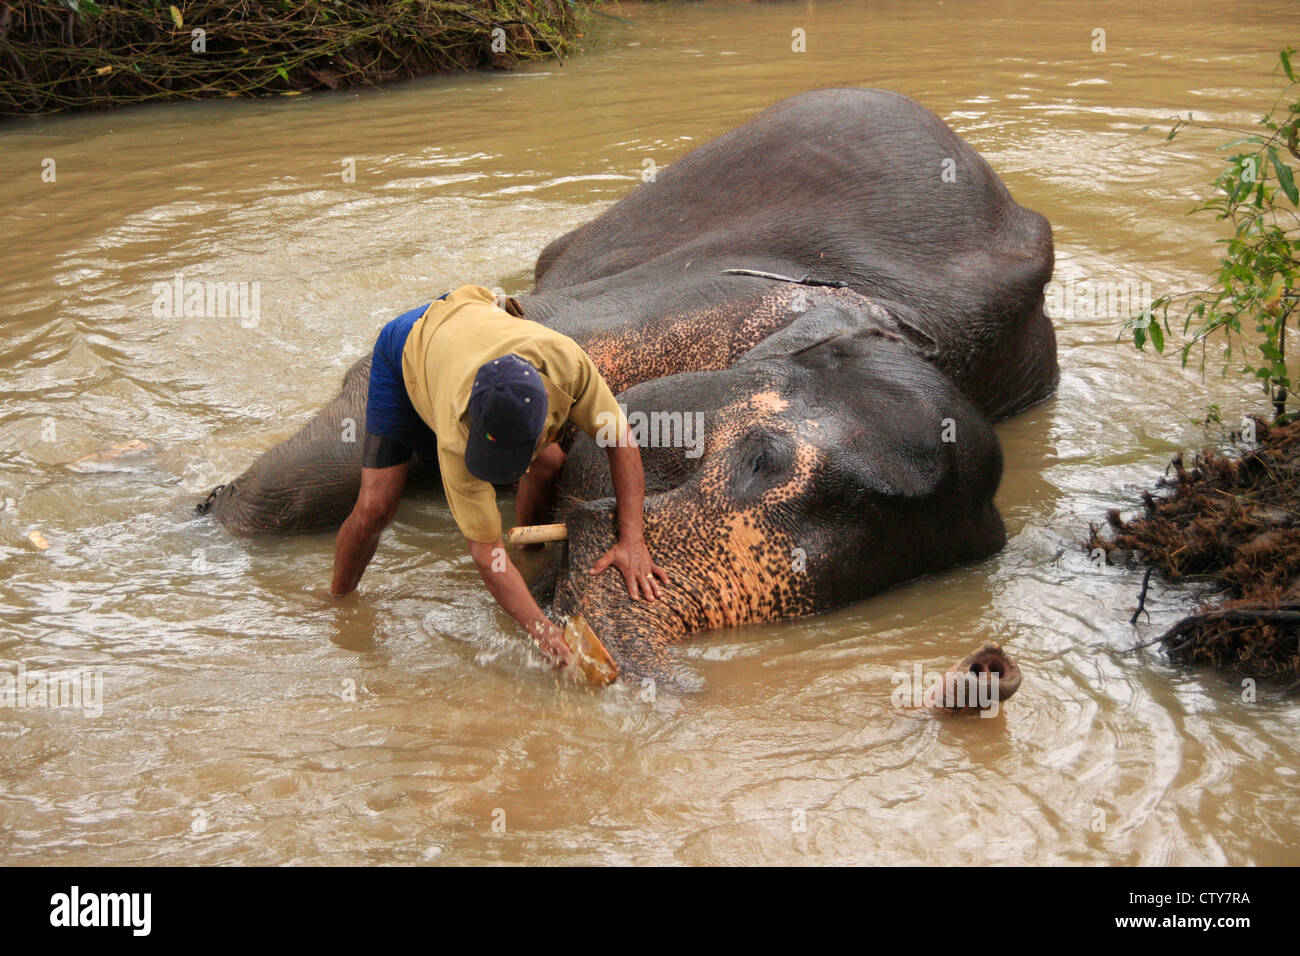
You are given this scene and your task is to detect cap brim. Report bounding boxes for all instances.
[464,433,535,485]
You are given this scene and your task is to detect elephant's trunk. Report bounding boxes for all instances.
[550,497,698,687]
[549,478,824,688]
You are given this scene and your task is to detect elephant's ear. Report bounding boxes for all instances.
[796,334,1002,503]
[738,297,898,364]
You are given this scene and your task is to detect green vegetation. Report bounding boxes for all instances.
[1124,47,1300,420]
[1100,48,1300,689]
[0,0,586,115]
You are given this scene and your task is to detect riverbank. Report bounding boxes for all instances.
[0,0,589,116]
[1089,417,1300,690]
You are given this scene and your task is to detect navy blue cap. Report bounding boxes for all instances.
[465,354,548,484]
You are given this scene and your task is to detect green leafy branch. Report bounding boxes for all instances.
[1123,47,1300,420]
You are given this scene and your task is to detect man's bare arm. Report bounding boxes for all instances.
[588,440,669,600]
[467,538,571,667]
[331,461,409,596]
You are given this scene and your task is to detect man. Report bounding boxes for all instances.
[330,285,667,668]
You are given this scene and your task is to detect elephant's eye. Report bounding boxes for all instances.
[733,433,793,497]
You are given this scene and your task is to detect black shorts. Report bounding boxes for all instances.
[362,432,419,470]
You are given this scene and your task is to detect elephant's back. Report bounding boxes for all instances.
[532,88,1040,293]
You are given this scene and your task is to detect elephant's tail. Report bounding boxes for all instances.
[194,483,227,516]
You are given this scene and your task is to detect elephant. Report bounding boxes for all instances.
[197,88,1053,696]
[198,87,1055,538]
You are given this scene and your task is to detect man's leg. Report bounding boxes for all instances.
[330,434,411,596]
[515,441,566,529]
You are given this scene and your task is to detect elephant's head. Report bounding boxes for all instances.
[543,325,1006,687]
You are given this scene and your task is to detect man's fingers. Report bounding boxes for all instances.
[588,549,669,601]
[634,572,660,600]
[543,640,570,669]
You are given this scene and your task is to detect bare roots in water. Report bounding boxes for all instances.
[1089,417,1300,689]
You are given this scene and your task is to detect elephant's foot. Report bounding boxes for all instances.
[930,642,1022,714]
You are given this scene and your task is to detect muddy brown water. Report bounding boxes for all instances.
[1,0,1297,865]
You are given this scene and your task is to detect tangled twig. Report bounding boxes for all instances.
[1090,417,1300,686]
[0,0,585,116]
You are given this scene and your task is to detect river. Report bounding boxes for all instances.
[1,0,1296,864]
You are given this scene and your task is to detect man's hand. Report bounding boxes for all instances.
[598,438,668,600]
[589,537,669,601]
[468,537,574,670]
[527,617,573,669]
